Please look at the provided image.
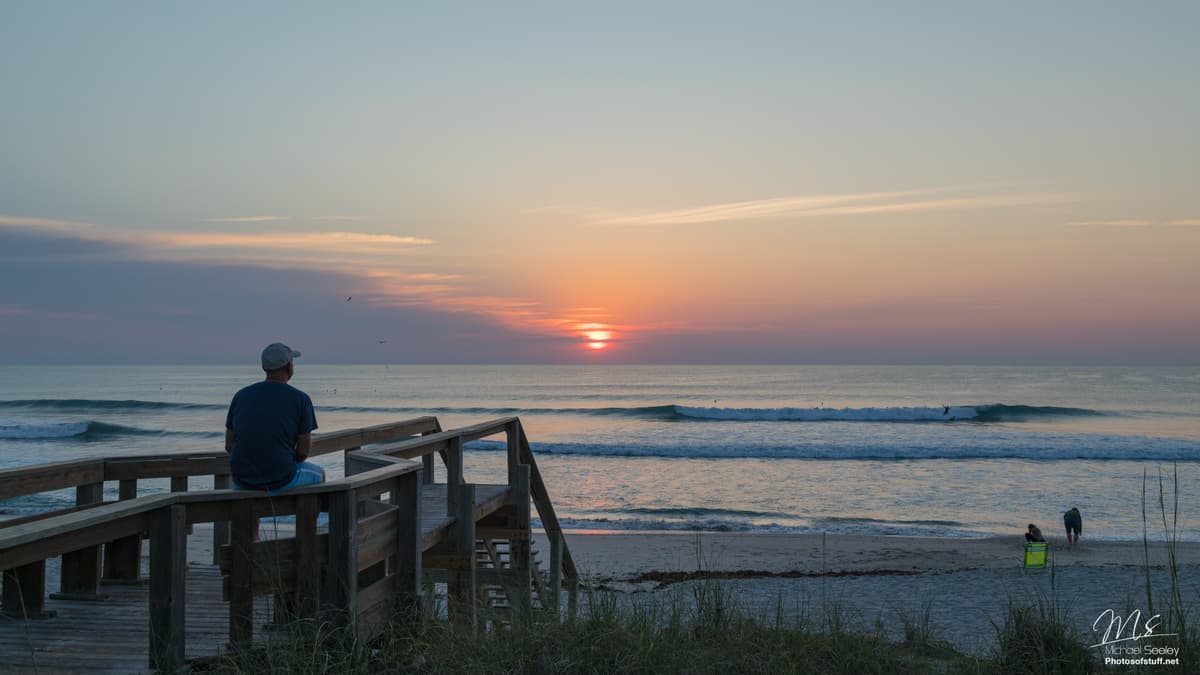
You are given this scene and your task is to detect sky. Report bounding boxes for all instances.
[2,2,1198,364]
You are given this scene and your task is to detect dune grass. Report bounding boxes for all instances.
[201,580,986,674]
[201,466,1197,674]
[200,562,1197,674]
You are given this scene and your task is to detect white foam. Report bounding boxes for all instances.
[674,405,978,422]
[0,419,89,439]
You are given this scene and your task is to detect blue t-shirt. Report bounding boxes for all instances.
[225,381,318,490]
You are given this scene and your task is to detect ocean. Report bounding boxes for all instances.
[1,365,1198,541]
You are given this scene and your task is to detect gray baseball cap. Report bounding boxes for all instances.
[261,342,301,371]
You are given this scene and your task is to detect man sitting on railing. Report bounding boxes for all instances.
[224,342,326,494]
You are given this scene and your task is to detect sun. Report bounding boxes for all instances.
[576,322,616,353]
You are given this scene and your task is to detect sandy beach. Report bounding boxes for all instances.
[543,531,1200,655]
[545,531,1197,580]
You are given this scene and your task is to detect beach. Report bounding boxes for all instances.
[3,364,1198,662]
[545,531,1200,655]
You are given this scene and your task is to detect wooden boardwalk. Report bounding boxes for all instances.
[0,417,576,673]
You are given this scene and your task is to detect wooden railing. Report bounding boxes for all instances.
[0,416,576,671]
[351,416,578,607]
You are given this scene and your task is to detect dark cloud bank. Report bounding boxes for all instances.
[0,228,572,364]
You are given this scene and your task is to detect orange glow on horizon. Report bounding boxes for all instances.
[587,341,608,350]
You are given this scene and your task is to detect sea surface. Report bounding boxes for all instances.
[1,365,1198,541]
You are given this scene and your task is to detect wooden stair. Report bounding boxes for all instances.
[473,537,551,621]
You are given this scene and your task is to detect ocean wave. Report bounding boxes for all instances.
[550,516,986,538]
[0,398,223,412]
[607,506,796,520]
[0,418,222,440]
[0,419,89,439]
[0,398,1109,425]
[328,402,1105,424]
[467,436,1200,461]
[672,403,1106,423]
[554,516,796,534]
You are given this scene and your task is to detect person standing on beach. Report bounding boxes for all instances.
[225,342,325,494]
[1063,507,1082,548]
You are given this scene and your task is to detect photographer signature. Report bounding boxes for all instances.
[1090,609,1178,648]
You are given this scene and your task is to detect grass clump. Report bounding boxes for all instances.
[407,586,975,675]
[989,598,1095,675]
[202,582,981,674]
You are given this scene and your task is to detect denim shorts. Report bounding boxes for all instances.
[235,461,326,495]
[268,461,326,495]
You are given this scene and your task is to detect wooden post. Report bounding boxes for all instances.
[549,531,562,616]
[170,476,193,535]
[322,488,358,636]
[445,436,464,517]
[103,479,142,582]
[1,562,54,619]
[212,473,232,566]
[391,470,422,615]
[505,420,521,486]
[295,494,320,633]
[509,465,532,615]
[421,454,435,485]
[149,504,187,672]
[228,500,256,650]
[54,482,105,600]
[567,575,578,623]
[448,483,476,627]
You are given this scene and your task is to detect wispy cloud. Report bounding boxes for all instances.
[46,311,107,321]
[1069,219,1200,227]
[595,186,1072,226]
[1069,219,1153,227]
[4,212,602,350]
[0,215,94,232]
[201,215,289,223]
[147,231,434,250]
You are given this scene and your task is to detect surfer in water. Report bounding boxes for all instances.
[943,405,950,415]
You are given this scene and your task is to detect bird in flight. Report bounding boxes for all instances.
[346,296,352,302]
[377,339,387,344]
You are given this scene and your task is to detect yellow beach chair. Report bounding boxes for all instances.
[1022,542,1049,570]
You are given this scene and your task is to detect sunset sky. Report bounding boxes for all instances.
[2,2,1198,364]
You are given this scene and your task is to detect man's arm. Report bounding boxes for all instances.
[295,433,312,461]
[225,428,234,453]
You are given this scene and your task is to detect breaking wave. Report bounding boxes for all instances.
[0,418,221,440]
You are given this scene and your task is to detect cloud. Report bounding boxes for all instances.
[596,186,1072,226]
[0,228,571,363]
[46,311,107,321]
[0,214,94,232]
[0,223,609,360]
[201,215,289,223]
[1069,219,1153,227]
[1068,219,1200,227]
[146,231,434,250]
[315,215,368,222]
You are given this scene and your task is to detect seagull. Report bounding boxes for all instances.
[377,339,387,344]
[346,296,352,302]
